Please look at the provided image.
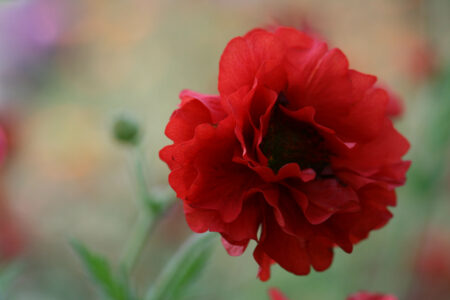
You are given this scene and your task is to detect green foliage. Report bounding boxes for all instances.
[408,65,450,196]
[71,240,135,300]
[429,66,450,150]
[145,233,215,300]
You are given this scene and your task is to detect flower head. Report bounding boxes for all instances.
[160,27,410,280]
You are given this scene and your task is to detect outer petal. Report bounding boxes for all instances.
[301,179,360,225]
[218,29,286,96]
[253,244,275,281]
[329,184,395,244]
[332,83,388,142]
[274,26,314,49]
[286,48,353,118]
[187,163,260,222]
[258,212,311,276]
[306,236,334,271]
[184,189,263,246]
[332,120,410,182]
[165,90,225,143]
[284,40,328,102]
[164,99,212,143]
[385,91,403,118]
[179,90,226,123]
[221,237,249,257]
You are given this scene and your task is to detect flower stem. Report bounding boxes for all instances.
[120,210,155,275]
[120,146,166,275]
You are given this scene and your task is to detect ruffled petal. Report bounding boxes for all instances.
[259,212,311,276]
[301,179,360,225]
[331,120,410,183]
[253,244,274,281]
[219,29,286,96]
[179,89,226,123]
[221,237,249,257]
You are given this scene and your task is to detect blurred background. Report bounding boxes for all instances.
[0,0,449,299]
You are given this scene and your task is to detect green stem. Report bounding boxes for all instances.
[134,147,162,215]
[120,146,164,275]
[120,211,155,274]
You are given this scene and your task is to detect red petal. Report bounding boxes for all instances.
[221,237,249,256]
[331,120,410,181]
[301,179,360,225]
[287,48,353,117]
[185,191,263,244]
[253,244,275,281]
[188,163,261,222]
[334,87,388,142]
[383,87,404,118]
[307,236,334,271]
[259,212,311,276]
[219,29,285,96]
[165,100,213,143]
[274,26,314,49]
[179,90,226,123]
[330,184,395,244]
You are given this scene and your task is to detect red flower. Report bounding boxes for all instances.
[268,288,289,300]
[0,209,23,261]
[384,88,403,118]
[160,27,410,280]
[0,127,7,164]
[410,230,450,299]
[268,289,397,300]
[408,38,436,83]
[0,126,23,260]
[416,231,450,282]
[347,291,397,300]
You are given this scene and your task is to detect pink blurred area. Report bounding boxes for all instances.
[0,0,68,71]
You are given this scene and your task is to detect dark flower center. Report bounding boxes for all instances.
[260,94,330,174]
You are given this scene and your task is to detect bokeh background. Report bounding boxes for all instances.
[0,0,449,299]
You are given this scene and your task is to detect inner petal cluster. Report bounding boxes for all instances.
[260,93,330,174]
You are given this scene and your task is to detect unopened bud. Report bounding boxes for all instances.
[113,115,141,145]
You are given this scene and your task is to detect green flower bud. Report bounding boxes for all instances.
[113,115,141,145]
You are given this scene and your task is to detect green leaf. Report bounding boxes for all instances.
[145,233,215,300]
[71,240,135,300]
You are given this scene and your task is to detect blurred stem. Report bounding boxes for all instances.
[121,210,155,275]
[134,147,162,215]
[120,146,165,275]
